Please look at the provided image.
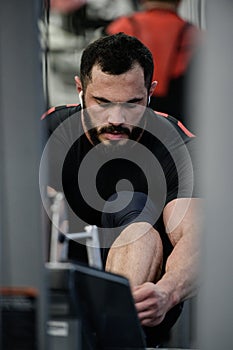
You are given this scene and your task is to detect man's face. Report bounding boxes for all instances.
[81,64,149,148]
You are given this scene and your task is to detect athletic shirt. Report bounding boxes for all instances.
[41,104,199,234]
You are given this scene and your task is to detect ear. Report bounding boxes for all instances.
[149,80,158,97]
[74,75,82,93]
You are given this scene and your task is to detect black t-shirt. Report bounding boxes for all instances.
[41,104,198,232]
[41,103,199,265]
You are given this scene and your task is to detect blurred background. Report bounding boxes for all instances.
[41,0,206,110]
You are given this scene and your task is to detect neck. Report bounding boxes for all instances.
[142,1,179,12]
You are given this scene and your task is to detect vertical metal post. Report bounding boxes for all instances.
[0,1,47,349]
[197,0,233,349]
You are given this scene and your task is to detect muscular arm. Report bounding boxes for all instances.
[155,198,201,304]
[105,193,202,327]
[133,197,202,326]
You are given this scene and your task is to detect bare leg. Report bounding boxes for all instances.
[105,222,163,287]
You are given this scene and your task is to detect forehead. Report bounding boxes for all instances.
[85,64,147,101]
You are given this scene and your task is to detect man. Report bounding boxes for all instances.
[41,33,201,346]
[105,0,203,128]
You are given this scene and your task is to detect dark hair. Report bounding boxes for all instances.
[80,33,154,92]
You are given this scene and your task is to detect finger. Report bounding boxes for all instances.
[133,289,146,303]
[133,285,152,302]
[138,311,164,327]
[141,310,166,326]
[134,300,147,313]
[137,309,153,320]
[141,317,163,327]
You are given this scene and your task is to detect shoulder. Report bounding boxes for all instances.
[106,15,135,35]
[41,104,81,139]
[41,104,81,121]
[152,110,195,140]
[41,104,81,133]
[180,21,203,47]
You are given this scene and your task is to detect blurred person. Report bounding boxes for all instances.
[41,33,201,347]
[50,0,136,17]
[86,0,138,23]
[105,0,203,128]
[50,0,87,13]
[50,0,137,32]
[46,0,139,106]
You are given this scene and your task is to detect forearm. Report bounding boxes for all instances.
[132,198,202,328]
[156,232,200,310]
[159,198,202,310]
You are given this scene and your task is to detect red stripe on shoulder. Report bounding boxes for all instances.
[177,121,195,138]
[41,107,56,120]
[40,104,80,120]
[66,103,79,107]
[153,110,195,137]
[154,110,169,118]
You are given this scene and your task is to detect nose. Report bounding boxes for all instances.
[107,104,126,125]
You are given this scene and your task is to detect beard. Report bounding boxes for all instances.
[82,106,146,155]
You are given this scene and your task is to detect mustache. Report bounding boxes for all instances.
[97,125,131,136]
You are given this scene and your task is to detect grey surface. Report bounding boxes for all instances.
[0,1,47,349]
[196,0,233,350]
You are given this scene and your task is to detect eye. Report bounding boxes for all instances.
[97,100,111,108]
[122,102,137,109]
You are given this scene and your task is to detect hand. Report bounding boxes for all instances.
[133,282,170,327]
